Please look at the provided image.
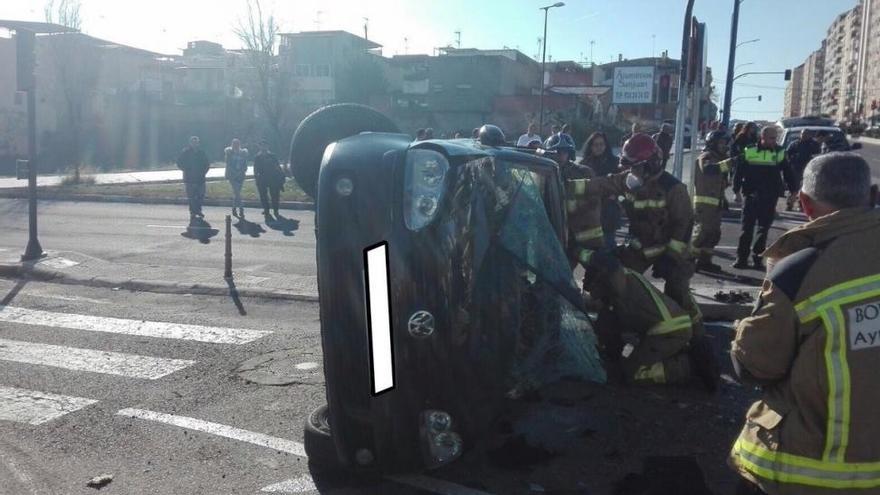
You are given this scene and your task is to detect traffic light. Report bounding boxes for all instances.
[758,95,762,102]
[784,69,792,81]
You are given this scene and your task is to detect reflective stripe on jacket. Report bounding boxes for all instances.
[729,208,880,494]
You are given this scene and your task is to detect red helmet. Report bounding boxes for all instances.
[620,133,662,169]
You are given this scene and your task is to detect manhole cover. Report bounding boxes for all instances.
[235,350,322,386]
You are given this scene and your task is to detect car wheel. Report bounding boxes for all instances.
[303,404,341,471]
[289,103,400,199]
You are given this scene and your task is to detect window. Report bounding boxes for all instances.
[294,64,311,77]
[315,64,331,77]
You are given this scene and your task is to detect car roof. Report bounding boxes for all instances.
[411,139,559,171]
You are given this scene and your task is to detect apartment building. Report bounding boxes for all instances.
[784,64,804,118]
[821,5,862,122]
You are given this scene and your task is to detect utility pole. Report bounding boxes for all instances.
[363,17,369,40]
[590,40,595,66]
[721,0,741,128]
[538,2,565,135]
[671,0,696,180]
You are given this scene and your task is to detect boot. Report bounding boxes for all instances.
[731,258,749,270]
[273,208,280,218]
[263,209,273,221]
[238,207,245,218]
[696,254,722,273]
[752,256,765,271]
[688,335,720,393]
[231,207,238,218]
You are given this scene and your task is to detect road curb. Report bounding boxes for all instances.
[0,190,315,211]
[0,262,319,303]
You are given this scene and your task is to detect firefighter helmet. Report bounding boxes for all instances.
[704,130,730,152]
[620,133,662,175]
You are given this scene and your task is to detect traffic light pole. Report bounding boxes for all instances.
[721,0,740,129]
[19,29,44,262]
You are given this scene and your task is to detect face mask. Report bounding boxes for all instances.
[625,172,642,190]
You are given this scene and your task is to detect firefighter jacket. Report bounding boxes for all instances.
[568,171,693,263]
[694,150,732,209]
[561,161,604,264]
[729,207,880,494]
[733,144,796,197]
[609,268,694,341]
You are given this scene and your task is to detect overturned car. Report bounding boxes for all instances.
[290,104,605,473]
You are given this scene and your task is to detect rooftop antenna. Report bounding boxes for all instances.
[363,17,369,40]
[404,37,409,55]
[454,30,461,49]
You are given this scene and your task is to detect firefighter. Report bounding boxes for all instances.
[731,126,796,270]
[567,133,702,334]
[582,251,718,392]
[729,153,880,495]
[546,142,605,270]
[692,131,734,272]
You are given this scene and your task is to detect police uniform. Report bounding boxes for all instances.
[732,144,796,266]
[562,161,605,270]
[729,207,880,494]
[692,150,733,268]
[593,267,694,385]
[568,171,702,333]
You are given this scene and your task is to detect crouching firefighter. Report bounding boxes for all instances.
[729,153,880,495]
[566,133,703,335]
[582,251,719,392]
[545,142,606,272]
[692,131,734,272]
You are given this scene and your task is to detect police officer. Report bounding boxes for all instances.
[729,153,880,495]
[582,251,718,391]
[731,126,796,270]
[692,131,733,272]
[567,134,702,333]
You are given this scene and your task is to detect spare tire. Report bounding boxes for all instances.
[289,104,400,199]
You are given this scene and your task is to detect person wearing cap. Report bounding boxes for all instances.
[692,131,734,272]
[582,251,718,391]
[566,133,702,336]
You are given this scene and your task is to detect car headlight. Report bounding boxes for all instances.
[420,410,463,467]
[404,149,449,231]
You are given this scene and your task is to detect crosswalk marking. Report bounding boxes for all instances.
[0,339,194,379]
[116,408,307,456]
[0,306,271,344]
[260,475,317,493]
[0,386,97,425]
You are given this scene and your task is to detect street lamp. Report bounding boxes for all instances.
[735,61,754,71]
[538,1,565,135]
[722,0,748,128]
[736,38,760,49]
[731,95,762,112]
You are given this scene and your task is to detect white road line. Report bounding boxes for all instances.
[0,306,271,345]
[260,475,317,493]
[388,475,494,495]
[0,386,97,425]
[0,339,194,379]
[115,408,307,457]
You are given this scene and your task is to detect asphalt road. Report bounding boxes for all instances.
[854,138,880,181]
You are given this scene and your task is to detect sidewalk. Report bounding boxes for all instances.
[0,248,318,302]
[0,166,253,189]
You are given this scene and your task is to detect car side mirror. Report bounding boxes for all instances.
[851,142,863,150]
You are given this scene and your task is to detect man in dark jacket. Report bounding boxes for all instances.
[177,136,211,220]
[652,123,674,170]
[253,140,285,219]
[731,126,796,270]
[784,129,821,211]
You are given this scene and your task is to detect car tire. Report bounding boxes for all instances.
[289,103,400,199]
[303,404,342,471]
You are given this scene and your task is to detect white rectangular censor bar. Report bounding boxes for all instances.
[116,408,306,457]
[0,339,194,379]
[0,306,270,345]
[364,243,395,395]
[0,386,98,425]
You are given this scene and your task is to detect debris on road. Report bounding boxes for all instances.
[713,290,754,304]
[86,474,113,489]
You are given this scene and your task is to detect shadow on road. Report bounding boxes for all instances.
[225,278,247,316]
[1,279,28,306]
[234,218,266,238]
[266,214,300,237]
[181,218,219,244]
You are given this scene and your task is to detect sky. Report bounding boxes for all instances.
[0,0,861,121]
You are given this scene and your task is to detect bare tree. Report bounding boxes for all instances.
[44,0,99,180]
[234,0,290,152]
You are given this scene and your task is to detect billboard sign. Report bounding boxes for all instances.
[613,66,655,104]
